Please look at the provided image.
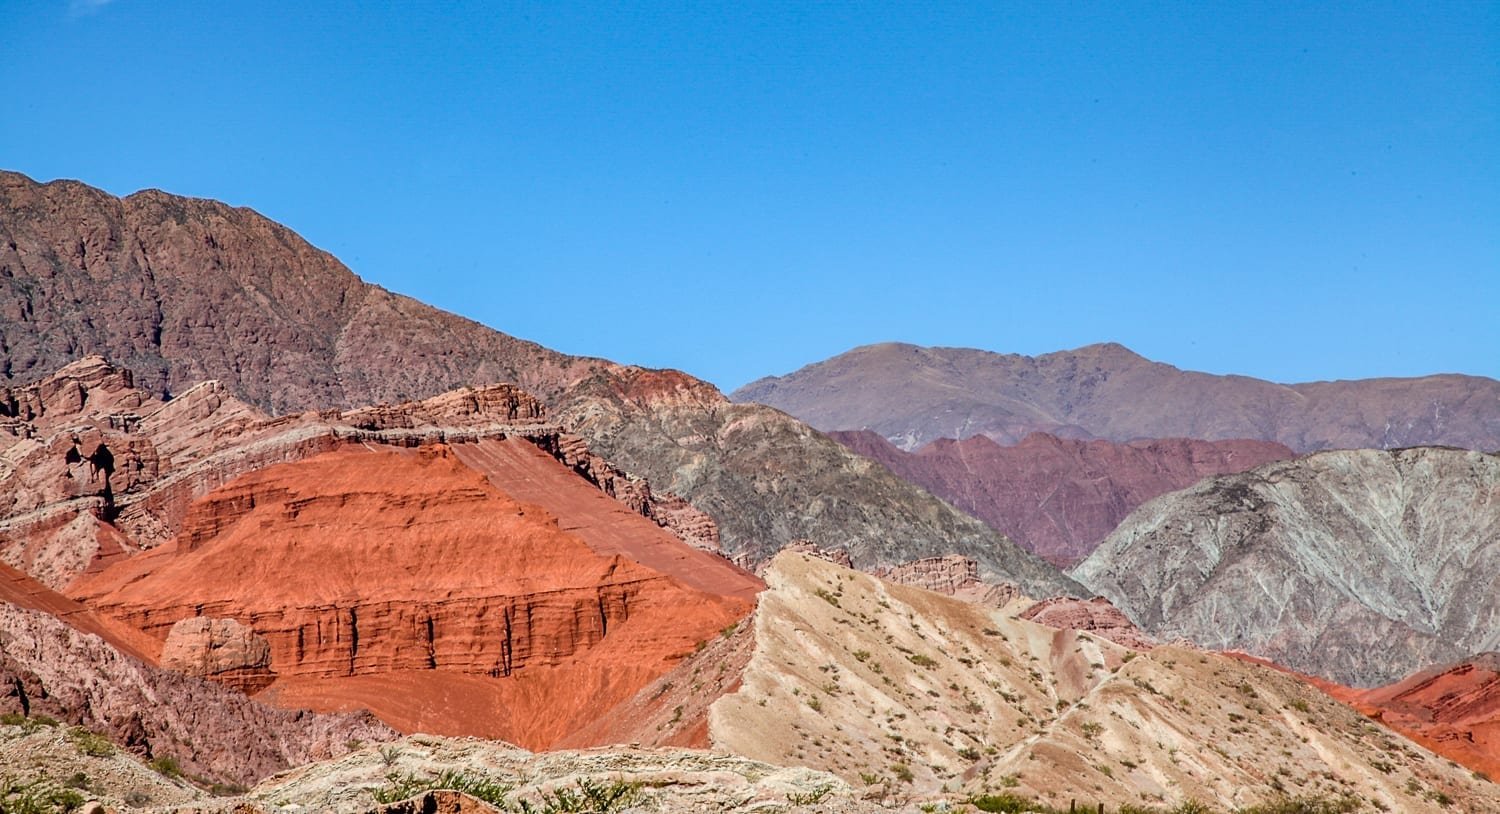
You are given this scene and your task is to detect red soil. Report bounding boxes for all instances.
[69,442,757,748]
[1226,650,1500,780]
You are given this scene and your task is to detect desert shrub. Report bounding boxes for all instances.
[1236,796,1361,814]
[0,776,88,813]
[67,727,116,758]
[514,778,641,813]
[147,755,182,778]
[370,770,512,806]
[786,783,833,805]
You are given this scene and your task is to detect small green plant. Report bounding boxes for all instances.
[148,755,183,779]
[370,770,512,806]
[891,763,914,783]
[68,727,116,758]
[378,743,402,767]
[786,783,833,805]
[1287,698,1311,713]
[515,778,641,813]
[907,653,938,669]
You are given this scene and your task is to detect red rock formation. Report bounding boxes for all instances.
[1336,654,1500,781]
[160,617,275,693]
[872,555,1021,608]
[1019,596,1157,651]
[0,602,393,786]
[831,429,1293,566]
[70,443,758,748]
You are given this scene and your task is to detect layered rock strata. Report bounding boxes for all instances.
[69,443,758,748]
[0,172,1081,595]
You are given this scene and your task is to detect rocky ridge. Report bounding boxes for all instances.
[1073,446,1500,686]
[542,552,1500,811]
[736,341,1500,452]
[0,172,1078,596]
[831,429,1294,565]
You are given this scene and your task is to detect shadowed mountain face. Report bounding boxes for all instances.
[1072,447,1500,687]
[732,342,1500,453]
[0,171,1077,596]
[829,429,1293,566]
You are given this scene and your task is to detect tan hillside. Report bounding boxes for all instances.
[668,553,1500,811]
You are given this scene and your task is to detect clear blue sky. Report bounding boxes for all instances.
[2,1,1496,390]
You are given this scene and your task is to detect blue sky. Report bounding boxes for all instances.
[2,1,1496,390]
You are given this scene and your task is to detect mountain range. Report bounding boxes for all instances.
[4,169,1500,813]
[0,170,1072,597]
[733,341,1500,452]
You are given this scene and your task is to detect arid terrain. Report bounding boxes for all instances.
[1073,447,1500,687]
[4,171,1500,813]
[830,430,1293,565]
[735,341,1500,452]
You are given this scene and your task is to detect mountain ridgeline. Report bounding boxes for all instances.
[733,341,1500,452]
[0,170,1076,596]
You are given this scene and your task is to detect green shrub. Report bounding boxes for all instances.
[514,778,641,813]
[369,770,512,806]
[148,755,183,779]
[68,727,116,758]
[786,784,833,805]
[0,776,89,813]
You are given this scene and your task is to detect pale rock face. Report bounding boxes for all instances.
[160,616,274,693]
[872,554,1021,607]
[1072,447,1500,686]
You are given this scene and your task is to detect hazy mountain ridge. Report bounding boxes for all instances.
[733,341,1500,452]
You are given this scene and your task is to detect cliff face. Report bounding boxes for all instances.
[69,443,758,748]
[1073,447,1500,687]
[831,429,1293,566]
[734,341,1500,453]
[0,171,1079,595]
[0,601,393,787]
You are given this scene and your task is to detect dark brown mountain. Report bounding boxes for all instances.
[829,429,1294,566]
[733,341,1500,453]
[0,170,1077,596]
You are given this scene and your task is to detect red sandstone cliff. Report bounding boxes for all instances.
[69,443,759,748]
